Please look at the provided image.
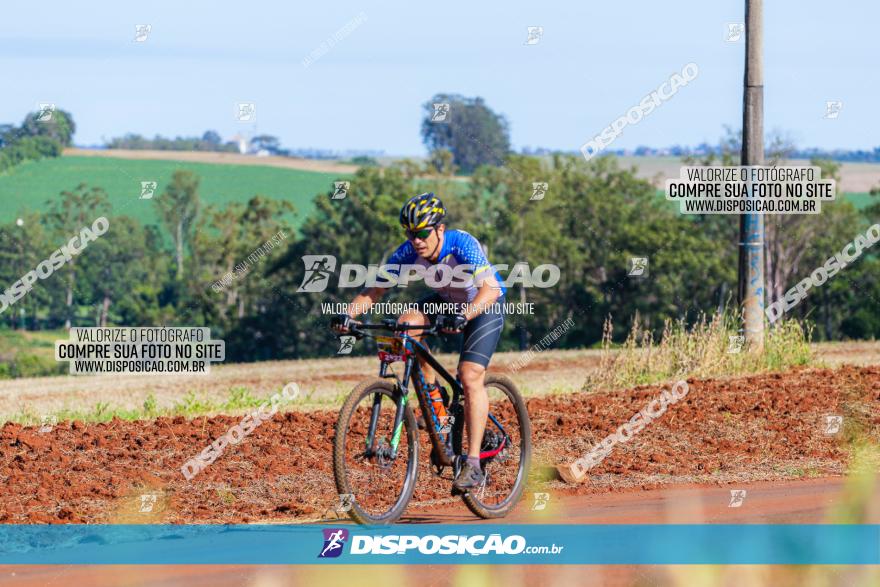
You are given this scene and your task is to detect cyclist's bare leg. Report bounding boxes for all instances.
[397,310,435,385]
[458,360,488,460]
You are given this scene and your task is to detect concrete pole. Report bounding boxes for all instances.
[738,0,765,351]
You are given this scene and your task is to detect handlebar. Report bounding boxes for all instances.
[346,319,437,339]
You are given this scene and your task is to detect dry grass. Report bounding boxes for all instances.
[583,312,814,392]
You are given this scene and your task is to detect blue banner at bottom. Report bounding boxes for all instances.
[0,524,877,565]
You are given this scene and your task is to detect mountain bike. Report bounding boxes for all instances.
[332,319,532,525]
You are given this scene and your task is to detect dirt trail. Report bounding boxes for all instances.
[412,476,877,524]
[0,365,877,524]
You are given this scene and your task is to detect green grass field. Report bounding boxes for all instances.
[840,192,875,210]
[0,156,350,226]
[0,155,872,230]
[0,328,65,378]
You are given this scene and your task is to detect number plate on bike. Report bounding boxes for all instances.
[375,336,405,363]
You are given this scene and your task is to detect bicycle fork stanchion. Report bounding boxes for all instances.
[365,394,382,454]
[388,395,407,460]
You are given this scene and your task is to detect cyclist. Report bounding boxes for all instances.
[331,192,506,494]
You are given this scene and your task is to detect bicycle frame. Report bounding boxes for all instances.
[353,322,509,467]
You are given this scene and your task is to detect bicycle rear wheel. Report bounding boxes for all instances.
[333,378,419,524]
[460,374,532,519]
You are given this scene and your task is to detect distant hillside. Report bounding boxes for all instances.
[63,148,359,174]
[0,152,353,226]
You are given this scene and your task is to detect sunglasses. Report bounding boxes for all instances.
[405,226,436,241]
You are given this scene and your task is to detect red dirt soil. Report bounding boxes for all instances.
[1,365,878,524]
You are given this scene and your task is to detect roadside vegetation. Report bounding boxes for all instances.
[7,384,340,426]
[584,311,814,391]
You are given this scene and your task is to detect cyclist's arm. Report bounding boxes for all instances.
[448,231,504,320]
[344,240,414,318]
[463,275,502,321]
[345,287,386,318]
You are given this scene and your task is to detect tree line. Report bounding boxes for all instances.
[0,109,75,173]
[2,152,877,369]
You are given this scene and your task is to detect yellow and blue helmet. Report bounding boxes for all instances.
[399,192,446,230]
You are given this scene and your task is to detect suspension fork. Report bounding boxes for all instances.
[386,355,417,458]
[365,394,382,453]
[364,386,409,459]
[363,341,415,458]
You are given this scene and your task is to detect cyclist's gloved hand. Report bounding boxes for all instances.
[330,314,356,333]
[436,313,467,334]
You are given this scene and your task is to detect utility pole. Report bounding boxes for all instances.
[738,0,765,351]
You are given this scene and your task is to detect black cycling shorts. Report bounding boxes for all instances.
[415,293,505,368]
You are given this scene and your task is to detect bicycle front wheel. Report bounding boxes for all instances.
[333,378,419,525]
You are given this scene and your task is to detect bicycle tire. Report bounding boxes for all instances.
[333,378,419,525]
[460,374,532,519]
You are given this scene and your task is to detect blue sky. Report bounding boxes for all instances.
[2,0,876,155]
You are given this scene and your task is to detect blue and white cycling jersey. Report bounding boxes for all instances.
[379,230,507,304]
